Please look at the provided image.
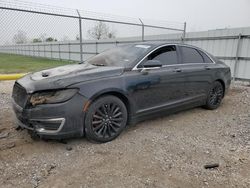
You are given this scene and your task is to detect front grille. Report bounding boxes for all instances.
[12,82,28,108]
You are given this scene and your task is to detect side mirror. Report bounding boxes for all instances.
[142,60,162,68]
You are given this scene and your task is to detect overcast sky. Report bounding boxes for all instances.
[1,0,250,45]
[24,0,250,32]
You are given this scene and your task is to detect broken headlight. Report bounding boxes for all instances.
[30,89,78,106]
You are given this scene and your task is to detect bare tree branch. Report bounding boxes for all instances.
[87,22,116,40]
[13,30,28,44]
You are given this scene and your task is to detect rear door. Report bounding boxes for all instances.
[177,46,214,101]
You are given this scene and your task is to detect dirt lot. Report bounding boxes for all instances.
[0,81,250,188]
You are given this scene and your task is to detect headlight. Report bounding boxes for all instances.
[30,89,78,106]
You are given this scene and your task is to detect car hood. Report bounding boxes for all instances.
[17,63,124,93]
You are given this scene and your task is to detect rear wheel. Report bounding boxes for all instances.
[84,95,127,143]
[204,81,224,110]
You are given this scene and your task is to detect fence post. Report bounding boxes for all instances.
[59,43,61,60]
[50,44,52,59]
[76,9,83,63]
[68,43,71,61]
[182,22,186,43]
[38,45,40,57]
[28,44,30,56]
[33,44,35,57]
[95,42,98,55]
[233,33,242,83]
[44,44,46,57]
[139,18,144,41]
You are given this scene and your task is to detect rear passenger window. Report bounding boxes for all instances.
[198,50,213,63]
[181,46,204,64]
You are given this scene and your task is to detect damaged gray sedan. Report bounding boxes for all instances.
[12,42,231,142]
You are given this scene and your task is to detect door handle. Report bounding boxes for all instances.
[204,66,211,70]
[173,68,182,72]
[141,68,149,75]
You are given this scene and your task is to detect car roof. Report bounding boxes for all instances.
[130,41,215,58]
[131,41,199,49]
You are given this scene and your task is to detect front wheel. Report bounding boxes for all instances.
[204,81,224,110]
[84,95,128,143]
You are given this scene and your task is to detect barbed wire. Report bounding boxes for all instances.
[0,0,185,28]
[0,0,186,62]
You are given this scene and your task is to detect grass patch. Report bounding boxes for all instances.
[0,53,74,74]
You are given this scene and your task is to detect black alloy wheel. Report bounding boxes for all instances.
[85,95,127,143]
[205,81,224,110]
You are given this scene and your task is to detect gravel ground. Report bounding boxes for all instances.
[0,80,250,188]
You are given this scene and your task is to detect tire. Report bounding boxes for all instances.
[84,95,128,143]
[204,81,224,110]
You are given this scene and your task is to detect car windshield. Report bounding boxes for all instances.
[86,44,152,67]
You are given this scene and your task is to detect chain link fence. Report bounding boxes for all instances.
[0,0,186,62]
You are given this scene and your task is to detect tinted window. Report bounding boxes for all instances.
[148,45,178,65]
[198,50,213,63]
[181,46,204,64]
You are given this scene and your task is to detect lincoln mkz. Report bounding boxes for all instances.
[12,42,231,142]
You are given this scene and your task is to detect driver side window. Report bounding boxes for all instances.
[148,45,178,65]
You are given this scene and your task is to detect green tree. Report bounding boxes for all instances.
[45,37,57,42]
[32,38,42,43]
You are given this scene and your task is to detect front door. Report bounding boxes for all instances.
[126,45,189,115]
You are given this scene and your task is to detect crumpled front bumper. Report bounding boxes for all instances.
[12,93,87,139]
